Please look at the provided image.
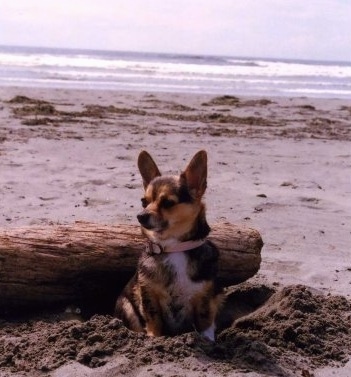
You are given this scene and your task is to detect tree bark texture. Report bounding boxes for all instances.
[0,222,263,314]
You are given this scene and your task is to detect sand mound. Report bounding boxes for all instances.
[219,284,351,375]
[0,283,350,376]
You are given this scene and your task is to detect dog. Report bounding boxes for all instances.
[115,150,223,341]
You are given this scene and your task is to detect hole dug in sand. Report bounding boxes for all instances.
[0,283,350,376]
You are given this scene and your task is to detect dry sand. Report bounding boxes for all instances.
[0,87,350,377]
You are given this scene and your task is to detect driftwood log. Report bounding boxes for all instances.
[0,222,263,315]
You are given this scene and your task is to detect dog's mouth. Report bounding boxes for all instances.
[137,211,168,232]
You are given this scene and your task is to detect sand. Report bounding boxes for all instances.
[0,87,350,377]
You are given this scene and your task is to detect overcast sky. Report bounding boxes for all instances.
[1,0,350,62]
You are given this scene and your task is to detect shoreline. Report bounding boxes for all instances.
[0,86,350,377]
[2,82,351,100]
[2,45,351,99]
[2,83,351,101]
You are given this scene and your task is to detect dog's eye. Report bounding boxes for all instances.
[141,198,149,208]
[161,198,176,209]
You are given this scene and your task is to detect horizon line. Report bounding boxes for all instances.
[1,43,350,66]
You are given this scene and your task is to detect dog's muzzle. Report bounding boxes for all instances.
[137,210,167,231]
[137,211,152,228]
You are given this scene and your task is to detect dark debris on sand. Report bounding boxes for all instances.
[5,95,351,141]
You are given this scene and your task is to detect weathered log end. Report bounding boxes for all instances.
[211,222,263,285]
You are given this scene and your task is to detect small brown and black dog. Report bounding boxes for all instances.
[115,150,223,341]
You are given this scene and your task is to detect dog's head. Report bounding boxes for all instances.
[137,150,210,242]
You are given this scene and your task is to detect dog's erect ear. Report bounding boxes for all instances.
[138,151,161,189]
[181,150,207,199]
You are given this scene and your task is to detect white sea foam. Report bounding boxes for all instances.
[0,46,350,98]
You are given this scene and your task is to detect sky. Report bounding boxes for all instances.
[1,0,351,62]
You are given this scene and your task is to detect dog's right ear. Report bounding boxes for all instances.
[181,150,207,200]
[138,151,161,189]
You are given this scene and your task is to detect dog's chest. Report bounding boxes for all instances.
[163,252,203,298]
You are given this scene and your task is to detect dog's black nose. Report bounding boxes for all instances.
[137,212,150,226]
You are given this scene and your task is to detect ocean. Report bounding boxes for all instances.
[1,45,351,98]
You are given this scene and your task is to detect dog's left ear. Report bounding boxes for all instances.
[181,150,207,199]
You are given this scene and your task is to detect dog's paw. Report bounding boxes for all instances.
[191,332,227,359]
[200,325,216,342]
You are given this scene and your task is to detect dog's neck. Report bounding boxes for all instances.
[146,238,205,254]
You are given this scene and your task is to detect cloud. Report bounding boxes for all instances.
[1,0,350,61]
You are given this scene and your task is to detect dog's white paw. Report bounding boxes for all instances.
[200,324,215,342]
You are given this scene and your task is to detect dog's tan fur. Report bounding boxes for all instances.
[115,150,223,340]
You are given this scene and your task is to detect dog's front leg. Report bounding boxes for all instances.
[140,285,164,337]
[192,291,220,342]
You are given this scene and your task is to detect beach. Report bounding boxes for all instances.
[0,86,351,377]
